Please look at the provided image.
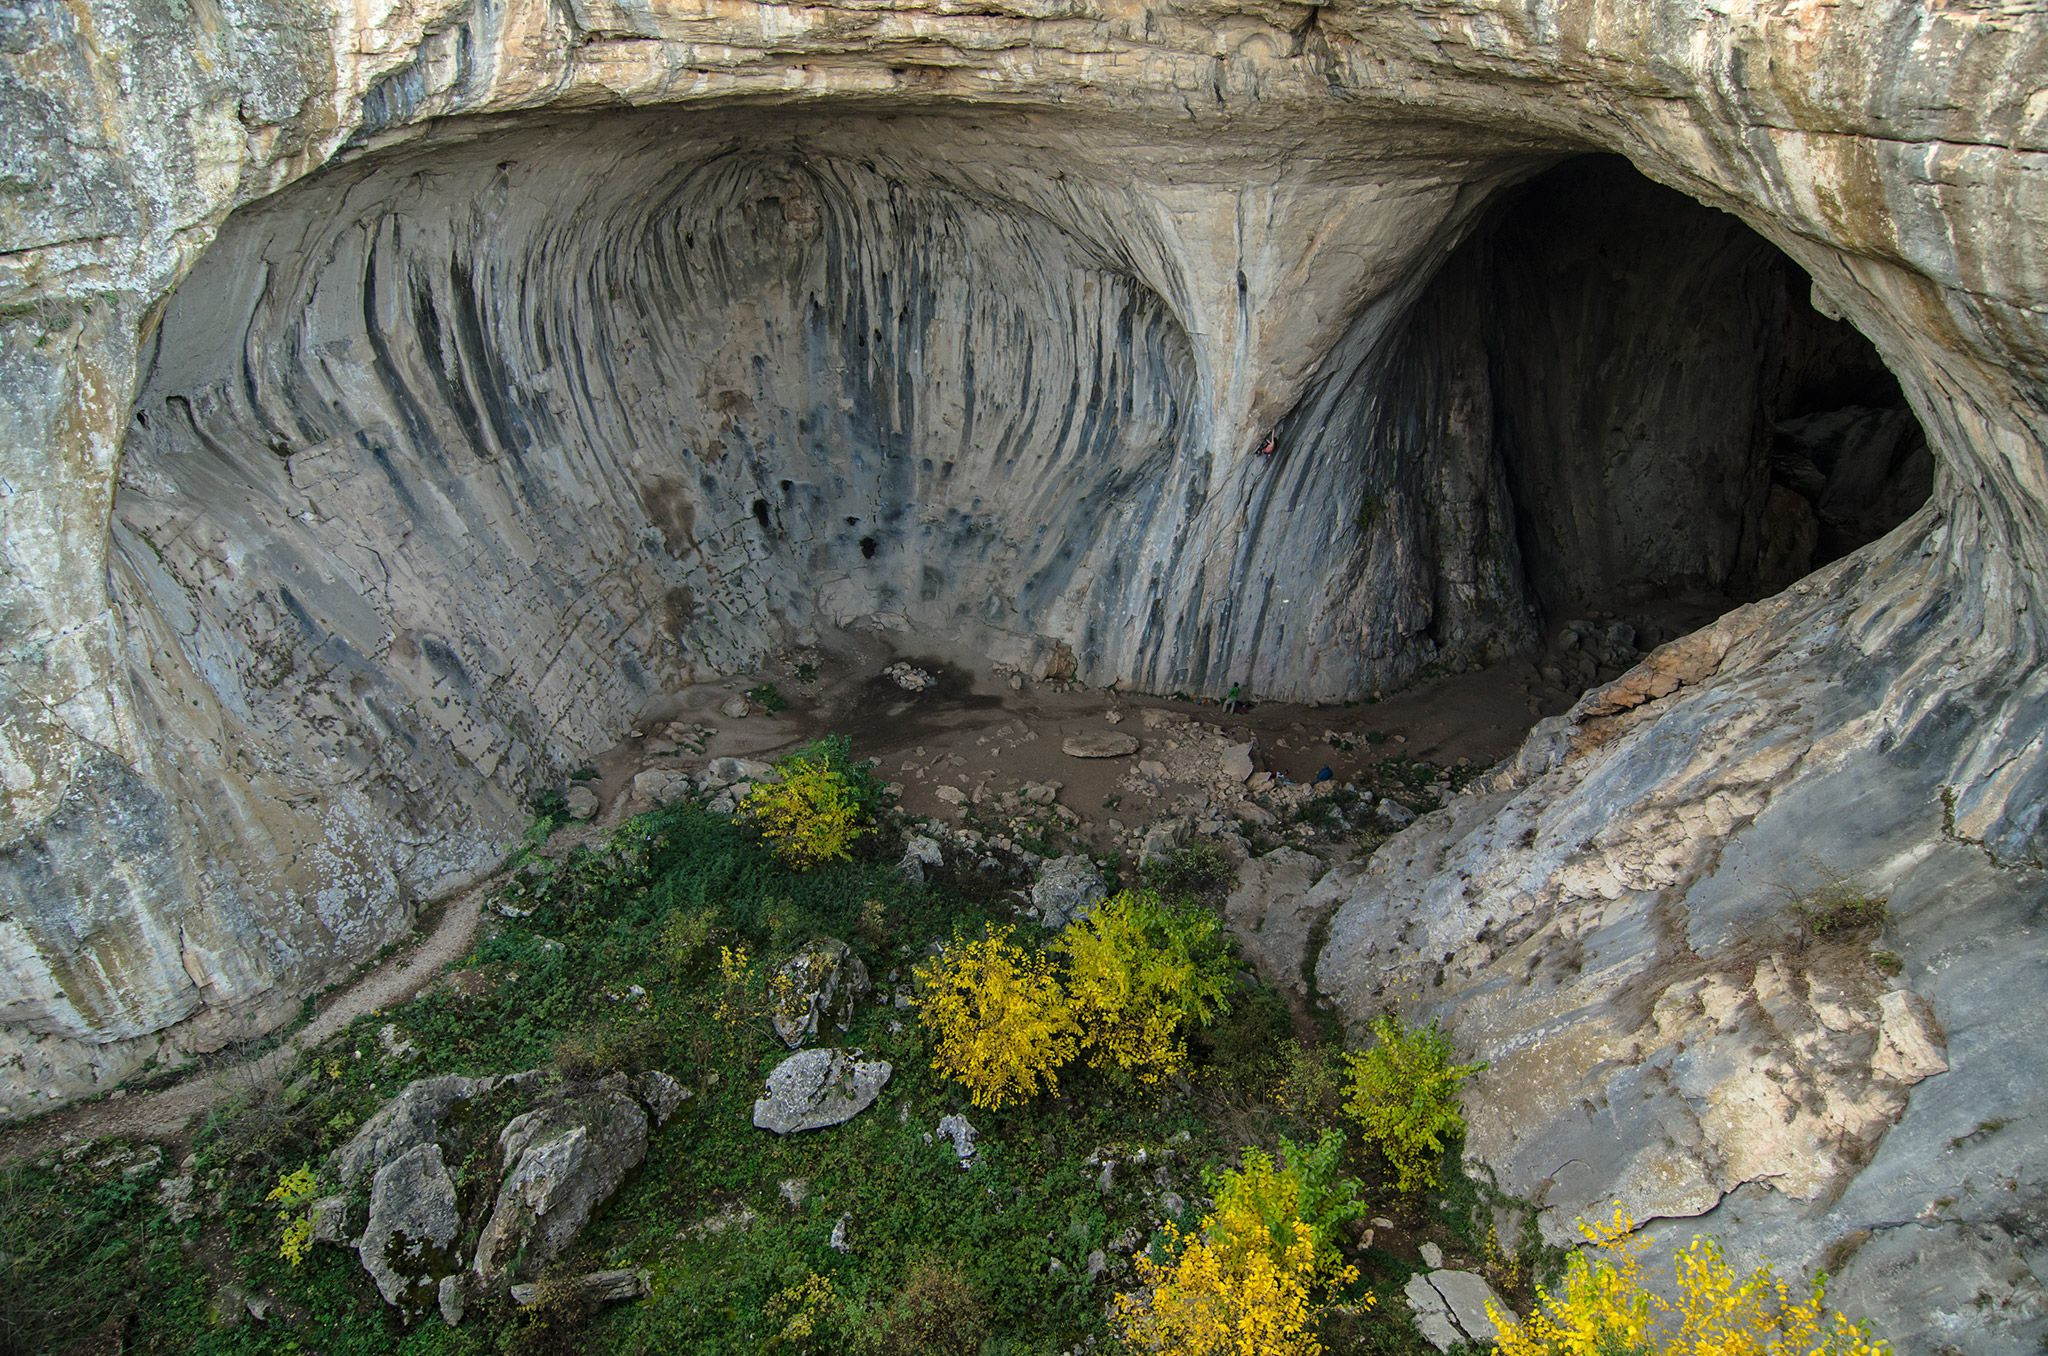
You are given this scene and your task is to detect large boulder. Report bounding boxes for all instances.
[470,1075,666,1288]
[358,1142,461,1314]
[324,1069,684,1320]
[753,1049,892,1135]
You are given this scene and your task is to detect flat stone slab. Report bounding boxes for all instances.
[753,1048,892,1134]
[1061,731,1139,758]
[1404,1268,1510,1351]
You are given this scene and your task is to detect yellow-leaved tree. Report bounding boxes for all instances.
[1490,1206,1890,1356]
[1114,1135,1366,1356]
[1057,889,1233,1084]
[741,739,870,870]
[912,925,1078,1109]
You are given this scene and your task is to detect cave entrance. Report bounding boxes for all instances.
[1409,154,1933,664]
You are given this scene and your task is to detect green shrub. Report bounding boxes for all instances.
[746,682,791,712]
[1792,886,1889,939]
[1057,890,1233,1084]
[855,1260,992,1356]
[1141,841,1237,905]
[1340,1015,1485,1195]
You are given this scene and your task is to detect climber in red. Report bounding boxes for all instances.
[1256,432,1277,457]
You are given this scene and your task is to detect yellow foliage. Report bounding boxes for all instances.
[1490,1206,1890,1356]
[742,756,867,870]
[1115,1148,1363,1356]
[770,1271,839,1345]
[1056,890,1231,1084]
[714,944,757,1028]
[266,1164,321,1268]
[912,926,1078,1110]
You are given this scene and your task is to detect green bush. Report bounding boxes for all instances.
[1056,890,1233,1084]
[1340,1014,1486,1195]
[855,1260,992,1356]
[1140,841,1236,905]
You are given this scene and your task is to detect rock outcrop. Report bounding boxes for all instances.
[323,1069,681,1321]
[769,939,871,1049]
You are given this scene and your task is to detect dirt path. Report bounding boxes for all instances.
[0,873,494,1166]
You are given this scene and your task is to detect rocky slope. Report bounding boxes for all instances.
[3,0,2045,1345]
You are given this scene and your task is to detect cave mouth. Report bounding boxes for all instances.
[105,116,1940,948]
[1391,153,1934,657]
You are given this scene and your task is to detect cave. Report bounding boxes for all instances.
[96,119,1940,1038]
[8,4,2048,1341]
[1372,154,1934,648]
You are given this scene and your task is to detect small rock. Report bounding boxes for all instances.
[882,662,936,692]
[1219,742,1255,782]
[1420,1241,1444,1268]
[1030,855,1107,928]
[830,1213,853,1253]
[1138,817,1191,867]
[898,834,944,884]
[631,769,693,804]
[1086,1249,1107,1280]
[934,784,968,807]
[935,1113,978,1166]
[509,1268,651,1308]
[378,1022,418,1061]
[1103,709,1124,725]
[1062,731,1140,759]
[308,1193,351,1244]
[1377,799,1417,828]
[701,756,777,789]
[719,694,751,719]
[753,1049,893,1134]
[1137,759,1168,780]
[563,785,600,820]
[156,1172,199,1224]
[780,1177,810,1210]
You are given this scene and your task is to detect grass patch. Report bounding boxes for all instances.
[0,743,1534,1355]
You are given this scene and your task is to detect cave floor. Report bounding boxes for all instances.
[582,625,1600,857]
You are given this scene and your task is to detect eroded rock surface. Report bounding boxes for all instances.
[769,939,870,1049]
[5,0,2048,1347]
[753,1049,892,1135]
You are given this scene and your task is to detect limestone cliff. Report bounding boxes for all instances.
[3,0,2045,1346]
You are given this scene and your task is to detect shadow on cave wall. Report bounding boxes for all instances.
[1380,154,1933,649]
